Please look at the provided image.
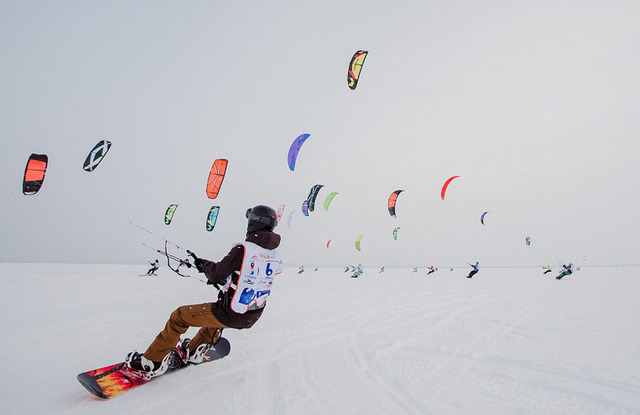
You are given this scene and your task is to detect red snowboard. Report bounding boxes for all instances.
[77,338,231,399]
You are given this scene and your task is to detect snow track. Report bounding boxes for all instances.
[0,264,638,414]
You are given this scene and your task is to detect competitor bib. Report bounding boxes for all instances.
[229,242,282,314]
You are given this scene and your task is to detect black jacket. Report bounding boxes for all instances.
[201,230,281,329]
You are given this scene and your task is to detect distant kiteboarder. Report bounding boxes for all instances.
[556,263,574,280]
[467,261,479,278]
[427,266,437,275]
[298,266,305,274]
[412,267,418,273]
[378,267,385,273]
[352,264,363,278]
[543,265,552,275]
[146,259,159,276]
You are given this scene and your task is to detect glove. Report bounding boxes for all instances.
[194,257,206,273]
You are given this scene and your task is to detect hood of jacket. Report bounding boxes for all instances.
[245,230,281,250]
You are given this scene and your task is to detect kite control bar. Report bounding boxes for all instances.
[130,221,209,283]
[188,249,220,289]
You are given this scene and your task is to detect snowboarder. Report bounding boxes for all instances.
[124,205,283,379]
[556,263,573,280]
[146,259,159,276]
[467,261,479,278]
[543,265,552,274]
[351,264,363,278]
[427,266,437,275]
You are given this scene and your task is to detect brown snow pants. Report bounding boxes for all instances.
[143,303,227,362]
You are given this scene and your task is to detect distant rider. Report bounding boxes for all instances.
[146,259,159,276]
[467,261,479,278]
[556,263,573,280]
[352,264,363,278]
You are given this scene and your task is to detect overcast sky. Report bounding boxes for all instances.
[1,0,639,268]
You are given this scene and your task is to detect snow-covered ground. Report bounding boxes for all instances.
[0,263,638,415]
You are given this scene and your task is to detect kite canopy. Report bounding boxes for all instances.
[355,235,363,251]
[348,50,368,90]
[206,206,220,231]
[323,192,339,211]
[393,227,401,240]
[326,240,331,248]
[164,204,178,225]
[480,211,490,226]
[388,190,404,217]
[288,134,310,171]
[276,205,285,222]
[206,159,228,199]
[287,210,295,228]
[306,184,324,212]
[301,200,309,216]
[23,153,48,195]
[526,236,531,246]
[83,140,112,172]
[441,176,460,200]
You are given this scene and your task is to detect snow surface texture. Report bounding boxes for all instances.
[1,263,638,415]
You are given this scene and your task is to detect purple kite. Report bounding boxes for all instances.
[288,134,310,171]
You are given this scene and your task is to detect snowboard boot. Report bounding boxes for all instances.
[172,338,191,367]
[124,351,170,380]
[167,346,186,370]
[174,338,213,365]
[189,343,212,364]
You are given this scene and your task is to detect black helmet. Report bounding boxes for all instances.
[246,205,278,233]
